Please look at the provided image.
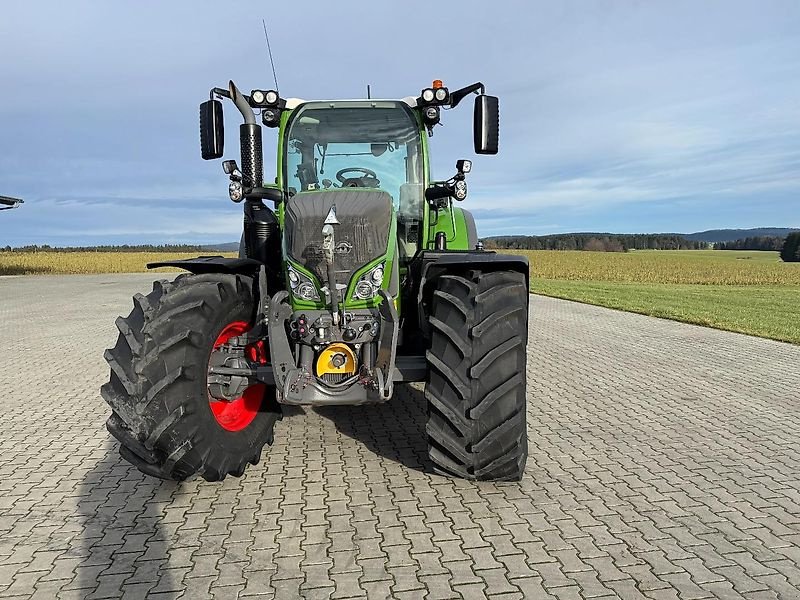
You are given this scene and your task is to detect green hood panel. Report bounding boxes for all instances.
[284,189,393,284]
[283,189,398,311]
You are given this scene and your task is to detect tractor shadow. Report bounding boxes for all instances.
[76,443,182,598]
[75,405,306,598]
[314,383,435,474]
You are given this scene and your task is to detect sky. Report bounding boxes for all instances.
[1,0,799,246]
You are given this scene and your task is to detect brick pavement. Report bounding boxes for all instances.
[0,274,799,599]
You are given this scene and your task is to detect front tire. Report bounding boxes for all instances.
[101,273,280,481]
[425,270,529,481]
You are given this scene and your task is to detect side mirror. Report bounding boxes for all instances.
[473,95,499,155]
[200,99,224,160]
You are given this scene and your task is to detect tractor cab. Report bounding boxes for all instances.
[284,101,422,196]
[283,100,425,260]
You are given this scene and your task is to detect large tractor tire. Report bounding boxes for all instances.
[101,273,280,481]
[425,270,528,481]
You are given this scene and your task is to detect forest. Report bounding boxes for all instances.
[483,234,707,252]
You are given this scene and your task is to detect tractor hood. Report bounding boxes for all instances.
[284,189,393,287]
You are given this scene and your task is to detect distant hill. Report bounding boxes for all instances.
[202,228,800,255]
[684,228,800,243]
[8,228,797,253]
[201,242,239,252]
[207,228,800,249]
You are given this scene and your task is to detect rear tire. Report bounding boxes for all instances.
[425,270,528,481]
[101,273,280,481]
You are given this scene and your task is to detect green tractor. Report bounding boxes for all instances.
[102,79,529,482]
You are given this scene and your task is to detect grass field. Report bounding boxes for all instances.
[2,249,798,343]
[535,280,800,344]
[511,250,800,344]
[516,249,800,285]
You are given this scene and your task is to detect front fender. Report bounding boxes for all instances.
[414,250,530,338]
[147,256,262,275]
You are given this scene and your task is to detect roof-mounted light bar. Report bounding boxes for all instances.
[418,80,450,107]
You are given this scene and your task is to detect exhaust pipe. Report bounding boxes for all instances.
[228,80,256,125]
[228,80,263,188]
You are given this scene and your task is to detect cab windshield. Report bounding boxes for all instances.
[284,101,423,219]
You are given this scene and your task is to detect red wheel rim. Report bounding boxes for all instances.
[208,320,265,432]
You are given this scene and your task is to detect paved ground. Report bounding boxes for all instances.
[1,274,799,600]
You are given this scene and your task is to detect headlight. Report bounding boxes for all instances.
[421,88,435,103]
[424,106,440,124]
[265,90,278,105]
[296,282,318,300]
[288,266,320,300]
[352,263,385,301]
[354,280,374,300]
[229,180,244,203]
[454,180,467,200]
[262,108,281,127]
[251,90,265,104]
[434,87,448,102]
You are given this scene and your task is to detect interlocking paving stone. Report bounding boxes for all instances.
[0,273,799,599]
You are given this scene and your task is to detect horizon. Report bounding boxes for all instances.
[5,226,799,250]
[1,1,799,245]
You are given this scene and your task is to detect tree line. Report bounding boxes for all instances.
[715,233,800,262]
[483,234,707,252]
[715,236,785,251]
[5,234,799,260]
[485,232,800,260]
[781,233,800,263]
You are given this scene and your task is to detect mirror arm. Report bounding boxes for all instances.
[425,184,452,202]
[210,87,231,101]
[449,82,486,109]
[247,186,284,204]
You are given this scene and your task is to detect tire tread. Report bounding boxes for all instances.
[102,273,279,481]
[425,269,528,481]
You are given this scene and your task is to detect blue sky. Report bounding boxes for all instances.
[1,1,798,246]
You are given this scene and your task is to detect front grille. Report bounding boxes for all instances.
[320,372,349,385]
[285,190,393,285]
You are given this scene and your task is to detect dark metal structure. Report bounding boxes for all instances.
[0,196,23,211]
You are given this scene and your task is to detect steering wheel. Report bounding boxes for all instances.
[336,167,380,188]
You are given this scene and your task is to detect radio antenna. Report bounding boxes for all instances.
[262,18,280,94]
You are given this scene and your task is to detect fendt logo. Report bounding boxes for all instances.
[334,241,353,255]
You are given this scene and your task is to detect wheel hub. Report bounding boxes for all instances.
[207,321,266,432]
